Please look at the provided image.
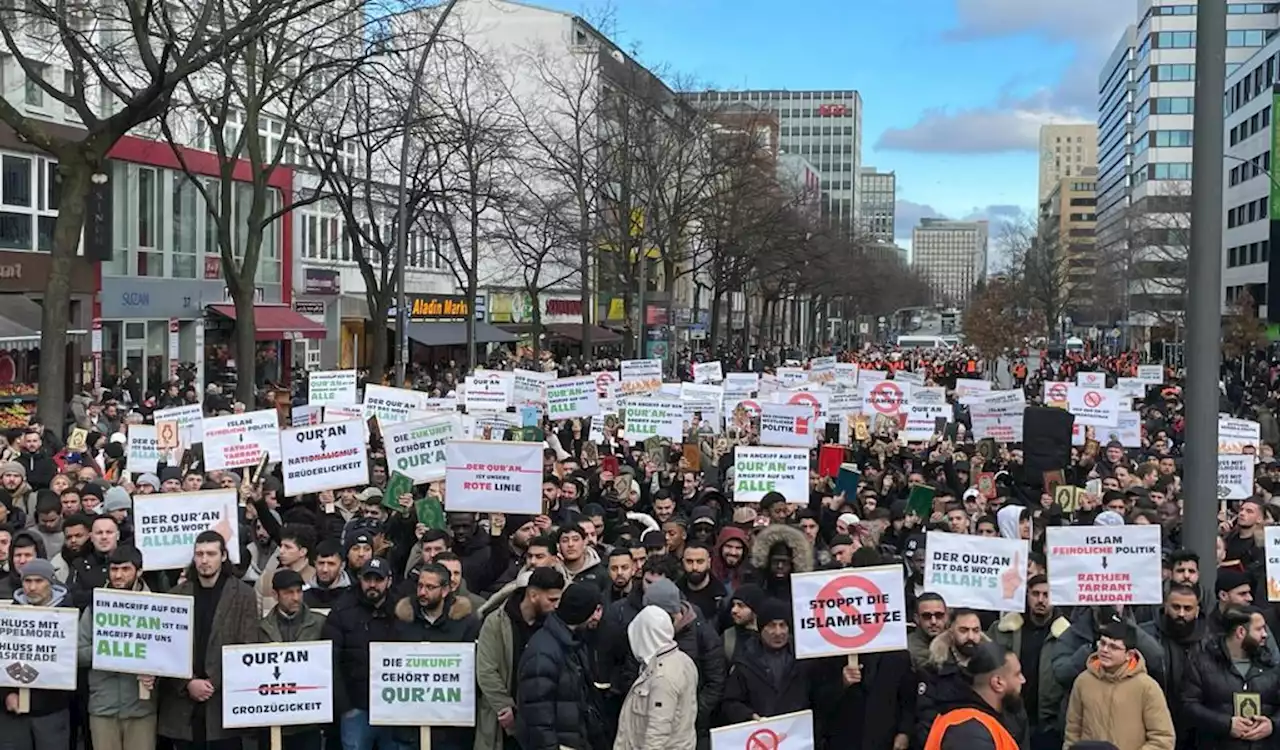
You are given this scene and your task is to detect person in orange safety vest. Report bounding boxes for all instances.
[923,641,1024,750]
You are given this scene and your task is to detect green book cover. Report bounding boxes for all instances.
[906,483,936,519]
[415,495,446,530]
[382,471,415,514]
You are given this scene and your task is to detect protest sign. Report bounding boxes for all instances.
[969,390,1025,443]
[445,441,542,514]
[1115,378,1146,400]
[547,376,600,419]
[135,490,240,570]
[382,415,462,484]
[1218,454,1255,500]
[903,387,950,441]
[895,371,925,388]
[1219,417,1262,454]
[725,372,759,394]
[1077,371,1106,388]
[775,367,807,388]
[222,642,333,729]
[859,380,905,422]
[1043,381,1069,409]
[126,425,163,475]
[1066,386,1121,427]
[681,383,723,434]
[759,404,816,448]
[0,606,78,691]
[326,404,365,423]
[621,397,683,441]
[732,446,808,503]
[91,590,193,678]
[308,370,358,406]
[512,369,552,407]
[1137,364,1164,385]
[368,642,476,727]
[1265,527,1280,601]
[924,532,1028,612]
[826,391,861,421]
[154,403,203,447]
[281,420,369,496]
[291,405,322,427]
[858,370,887,385]
[464,371,514,412]
[202,409,281,471]
[808,356,836,384]
[791,565,907,659]
[1046,525,1162,606]
[954,378,990,399]
[693,361,724,384]
[620,359,663,395]
[834,362,859,386]
[364,384,430,424]
[711,711,814,750]
[1077,410,1142,448]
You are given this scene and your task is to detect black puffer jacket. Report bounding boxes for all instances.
[322,589,400,713]
[719,635,819,725]
[515,613,603,750]
[671,601,727,731]
[1183,635,1280,750]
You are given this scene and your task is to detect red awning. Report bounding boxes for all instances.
[207,304,326,341]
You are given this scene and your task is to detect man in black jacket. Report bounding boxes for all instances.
[720,598,820,725]
[1140,582,1205,750]
[304,540,351,609]
[921,641,1024,750]
[515,582,605,750]
[68,515,119,609]
[1183,605,1280,749]
[0,559,71,750]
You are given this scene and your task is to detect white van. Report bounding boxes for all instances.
[896,335,954,349]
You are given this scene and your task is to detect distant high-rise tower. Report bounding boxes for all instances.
[1038,124,1098,201]
[911,219,989,306]
[860,167,896,242]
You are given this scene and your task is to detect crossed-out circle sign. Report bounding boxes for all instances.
[869,381,903,415]
[811,573,888,651]
[594,372,615,396]
[1083,390,1103,408]
[788,392,821,420]
[1047,383,1067,402]
[746,729,781,750]
[739,399,761,417]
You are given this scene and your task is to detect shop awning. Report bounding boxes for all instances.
[207,304,327,341]
[543,323,624,345]
[0,296,86,344]
[391,320,518,347]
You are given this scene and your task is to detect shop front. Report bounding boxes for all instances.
[391,293,514,369]
[291,267,342,369]
[204,302,325,391]
[488,290,621,354]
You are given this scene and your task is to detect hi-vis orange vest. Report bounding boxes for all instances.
[923,708,1019,750]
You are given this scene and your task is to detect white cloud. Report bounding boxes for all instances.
[878,102,1078,154]
[945,0,1128,47]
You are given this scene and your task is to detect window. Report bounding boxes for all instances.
[1229,3,1269,13]
[1151,97,1195,115]
[1154,31,1196,48]
[61,69,76,119]
[1151,162,1192,180]
[1227,29,1267,47]
[1153,64,1196,82]
[0,151,57,252]
[24,62,47,108]
[1152,130,1194,147]
[171,175,197,278]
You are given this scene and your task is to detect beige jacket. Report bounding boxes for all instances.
[1064,652,1175,750]
[614,644,700,750]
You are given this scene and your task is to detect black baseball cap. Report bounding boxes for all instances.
[359,558,391,579]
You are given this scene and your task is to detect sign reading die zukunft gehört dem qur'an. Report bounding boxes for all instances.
[369,642,476,727]
[0,605,79,692]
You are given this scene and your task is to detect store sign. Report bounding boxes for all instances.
[817,104,849,117]
[294,300,326,325]
[304,268,341,295]
[0,251,95,293]
[388,294,472,321]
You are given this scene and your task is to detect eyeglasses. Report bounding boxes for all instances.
[918,612,947,621]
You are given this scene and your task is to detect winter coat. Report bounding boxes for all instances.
[254,559,317,614]
[987,610,1072,726]
[321,589,401,713]
[564,545,609,591]
[0,586,72,716]
[76,583,157,719]
[395,594,480,750]
[156,576,260,741]
[474,587,522,750]
[816,649,916,750]
[1183,635,1280,750]
[1064,652,1175,750]
[718,635,817,726]
[745,524,813,604]
[907,626,934,671]
[913,628,1018,749]
[1051,608,1166,728]
[68,546,112,609]
[614,607,699,750]
[1140,616,1208,750]
[670,601,726,732]
[259,603,326,643]
[515,613,601,750]
[303,569,352,609]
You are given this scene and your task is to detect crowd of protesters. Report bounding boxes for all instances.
[1,343,1279,750]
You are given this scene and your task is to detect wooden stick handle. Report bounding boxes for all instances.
[846,654,859,669]
[16,688,29,714]
[420,726,432,750]
[137,677,151,700]
[270,726,282,750]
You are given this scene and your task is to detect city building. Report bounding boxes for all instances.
[685,89,864,237]
[1095,25,1137,332]
[1039,124,1098,201]
[777,153,822,210]
[911,218,989,306]
[1221,38,1280,318]
[860,167,896,242]
[1100,0,1279,348]
[1039,170,1099,321]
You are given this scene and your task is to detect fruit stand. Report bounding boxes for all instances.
[0,350,39,428]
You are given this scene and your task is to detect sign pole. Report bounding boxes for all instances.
[138,678,151,701]
[16,688,29,714]
[420,727,432,750]
[270,726,282,750]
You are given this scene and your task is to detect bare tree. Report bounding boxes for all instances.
[994,216,1065,338]
[1113,182,1191,330]
[158,0,382,403]
[0,0,331,419]
[491,192,580,359]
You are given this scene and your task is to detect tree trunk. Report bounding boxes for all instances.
[37,161,92,425]
[467,196,479,370]
[234,285,258,406]
[709,286,723,352]
[530,296,543,361]
[577,212,592,355]
[368,293,391,384]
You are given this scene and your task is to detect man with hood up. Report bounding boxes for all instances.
[712,526,748,597]
[1,559,71,750]
[747,521,813,606]
[614,606,699,750]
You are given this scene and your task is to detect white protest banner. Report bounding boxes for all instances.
[1077,371,1106,388]
[827,391,862,421]
[463,412,521,441]
[959,388,1025,408]
[791,565,907,658]
[421,397,457,413]
[759,404,817,448]
[382,415,462,484]
[1218,454,1255,500]
[222,642,333,729]
[369,642,476,727]
[924,532,1028,612]
[281,421,368,496]
[781,389,831,424]
[1220,417,1262,454]
[1137,364,1164,385]
[1265,527,1280,601]
[1115,378,1146,401]
[512,369,552,407]
[808,356,836,384]
[969,398,1024,443]
[445,441,542,514]
[834,362,859,386]
[592,371,619,400]
[859,380,906,423]
[775,367,807,388]
[364,384,430,425]
[91,590,193,678]
[711,711,814,750]
[1066,386,1121,427]
[127,425,163,475]
[547,376,600,420]
[1079,411,1142,448]
[1043,381,1070,409]
[693,361,724,384]
[681,384,723,434]
[621,397,683,441]
[202,409,282,471]
[1046,525,1162,606]
[464,371,514,413]
[858,369,888,385]
[326,404,365,423]
[903,387,950,441]
[895,371,925,388]
[732,446,807,503]
[135,490,240,570]
[954,378,990,399]
[0,606,78,690]
[291,405,322,427]
[620,359,662,395]
[725,372,759,393]
[308,370,358,406]
[154,403,203,447]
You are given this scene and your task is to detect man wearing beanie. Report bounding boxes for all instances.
[0,459,32,524]
[1,559,71,749]
[720,597,816,725]
[515,582,605,750]
[722,583,765,662]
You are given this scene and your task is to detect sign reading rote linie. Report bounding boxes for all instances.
[382,415,461,485]
[222,642,333,729]
[445,441,543,514]
[0,605,78,690]
[134,490,240,570]
[923,531,1027,612]
[281,420,369,496]
[369,642,476,727]
[790,565,907,659]
[91,589,194,679]
[1046,525,1162,606]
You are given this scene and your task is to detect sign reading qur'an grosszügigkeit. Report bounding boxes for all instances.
[91,589,194,679]
[368,642,476,727]
[0,605,79,690]
[280,420,369,496]
[222,642,333,729]
[1045,525,1162,606]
